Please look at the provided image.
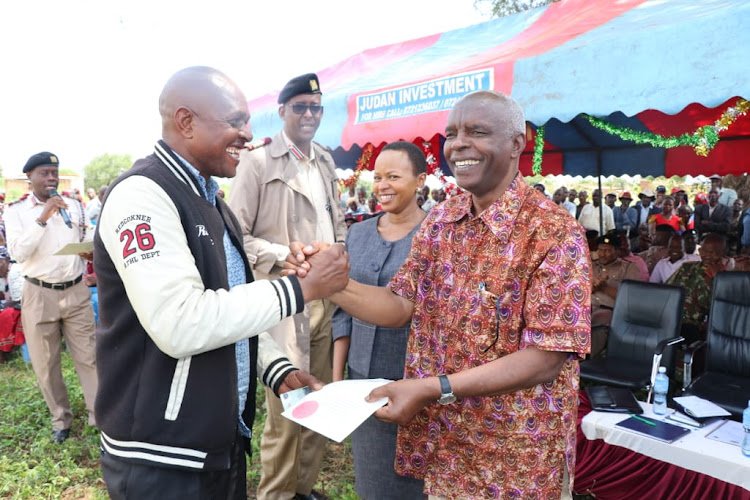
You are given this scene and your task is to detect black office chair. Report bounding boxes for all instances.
[682,271,750,421]
[581,280,685,401]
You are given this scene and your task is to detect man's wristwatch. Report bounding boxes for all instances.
[437,374,456,405]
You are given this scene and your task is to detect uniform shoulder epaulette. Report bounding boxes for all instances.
[7,193,30,206]
[314,141,333,153]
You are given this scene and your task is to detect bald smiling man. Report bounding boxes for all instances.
[93,66,349,499]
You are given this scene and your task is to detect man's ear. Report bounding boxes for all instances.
[174,107,195,138]
[278,104,286,120]
[510,133,527,159]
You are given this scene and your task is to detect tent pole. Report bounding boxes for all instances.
[598,154,603,236]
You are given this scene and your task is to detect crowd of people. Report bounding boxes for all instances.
[2,65,748,500]
[541,177,749,356]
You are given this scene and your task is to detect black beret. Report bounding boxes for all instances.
[23,151,59,173]
[597,234,620,248]
[278,73,322,104]
[585,229,600,240]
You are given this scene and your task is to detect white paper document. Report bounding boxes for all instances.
[673,395,731,418]
[281,378,391,442]
[53,241,94,255]
[706,420,744,447]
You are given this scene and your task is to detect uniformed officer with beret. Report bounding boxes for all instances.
[5,152,98,444]
[228,73,347,500]
[590,233,645,356]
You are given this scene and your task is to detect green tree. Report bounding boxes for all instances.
[83,153,132,190]
[476,0,557,17]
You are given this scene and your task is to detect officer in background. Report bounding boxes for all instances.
[228,73,346,500]
[5,152,98,444]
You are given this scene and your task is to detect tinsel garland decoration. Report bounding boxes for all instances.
[339,143,374,189]
[583,98,749,157]
[532,125,545,175]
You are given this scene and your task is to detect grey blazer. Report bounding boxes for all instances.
[332,214,421,379]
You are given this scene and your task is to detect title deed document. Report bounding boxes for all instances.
[282,379,391,442]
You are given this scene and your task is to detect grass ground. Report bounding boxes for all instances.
[0,350,356,499]
[2,350,596,500]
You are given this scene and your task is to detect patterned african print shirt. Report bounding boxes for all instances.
[388,176,591,500]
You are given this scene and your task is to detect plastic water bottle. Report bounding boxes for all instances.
[653,366,669,415]
[742,400,750,457]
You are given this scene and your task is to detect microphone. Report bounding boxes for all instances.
[244,137,272,151]
[47,189,73,228]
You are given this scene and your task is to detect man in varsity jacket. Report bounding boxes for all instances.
[94,66,350,499]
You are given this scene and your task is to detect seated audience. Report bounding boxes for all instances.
[638,224,674,275]
[586,229,600,263]
[613,229,649,281]
[667,233,728,343]
[649,234,700,284]
[683,229,699,257]
[591,234,644,356]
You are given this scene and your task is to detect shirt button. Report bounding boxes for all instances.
[291,215,299,222]
[371,263,380,272]
[383,241,392,247]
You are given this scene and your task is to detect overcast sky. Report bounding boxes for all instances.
[0,0,488,176]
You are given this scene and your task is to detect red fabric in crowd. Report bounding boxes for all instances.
[0,308,24,352]
[574,391,748,499]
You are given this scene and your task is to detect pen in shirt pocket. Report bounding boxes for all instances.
[478,281,498,305]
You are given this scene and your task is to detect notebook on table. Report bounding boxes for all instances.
[585,386,643,414]
[615,415,692,443]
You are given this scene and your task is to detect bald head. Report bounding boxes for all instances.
[159,66,247,133]
[158,66,251,180]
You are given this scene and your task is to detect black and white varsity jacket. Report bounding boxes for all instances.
[94,141,303,471]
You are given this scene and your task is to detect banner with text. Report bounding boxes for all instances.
[354,69,494,124]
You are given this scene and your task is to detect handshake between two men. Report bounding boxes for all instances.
[284,241,350,298]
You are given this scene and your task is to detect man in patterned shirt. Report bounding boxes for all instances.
[294,91,591,499]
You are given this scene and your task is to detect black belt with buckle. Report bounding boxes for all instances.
[25,275,83,291]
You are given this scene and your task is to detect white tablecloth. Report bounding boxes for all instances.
[581,402,750,491]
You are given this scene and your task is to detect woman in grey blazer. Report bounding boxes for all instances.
[332,141,429,500]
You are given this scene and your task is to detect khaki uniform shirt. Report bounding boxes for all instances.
[5,193,90,282]
[592,257,644,309]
